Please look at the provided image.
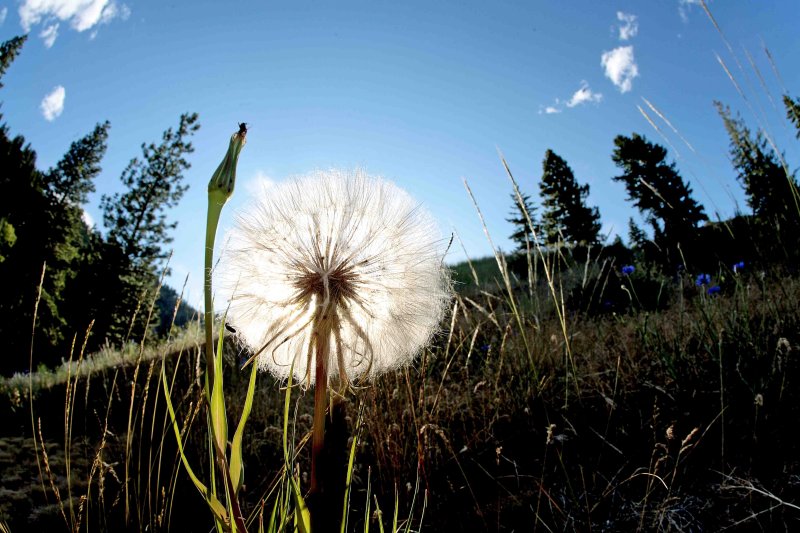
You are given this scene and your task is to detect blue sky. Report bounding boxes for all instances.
[1,0,798,308]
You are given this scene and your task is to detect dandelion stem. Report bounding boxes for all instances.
[309,315,331,532]
[308,307,350,532]
[204,127,246,385]
[311,324,330,498]
[204,197,224,385]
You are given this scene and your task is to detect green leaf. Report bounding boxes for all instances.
[230,360,259,494]
[210,319,228,455]
[160,362,229,524]
[341,404,363,533]
[283,365,310,533]
[392,486,399,533]
[363,468,372,533]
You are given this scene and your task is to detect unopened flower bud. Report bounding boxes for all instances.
[208,124,247,203]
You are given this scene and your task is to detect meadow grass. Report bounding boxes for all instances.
[2,232,799,531]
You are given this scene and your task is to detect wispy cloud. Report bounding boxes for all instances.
[678,0,702,23]
[19,0,130,38]
[541,81,603,114]
[244,170,276,196]
[601,45,639,93]
[40,85,66,121]
[40,23,59,48]
[0,7,8,25]
[567,81,603,107]
[616,12,639,41]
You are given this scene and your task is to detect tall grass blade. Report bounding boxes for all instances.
[160,362,229,523]
[230,359,259,494]
[341,403,364,533]
[282,366,310,533]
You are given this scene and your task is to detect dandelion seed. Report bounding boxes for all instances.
[220,169,451,388]
[221,169,451,521]
[695,273,711,286]
[621,264,635,275]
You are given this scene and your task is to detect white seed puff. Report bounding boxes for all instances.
[219,169,451,387]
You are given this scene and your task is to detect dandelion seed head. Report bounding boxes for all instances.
[219,169,451,387]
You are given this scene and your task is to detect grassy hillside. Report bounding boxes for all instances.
[2,251,799,531]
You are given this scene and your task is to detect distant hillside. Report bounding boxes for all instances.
[449,255,504,290]
[154,283,199,337]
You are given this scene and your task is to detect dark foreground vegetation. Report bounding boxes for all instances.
[2,251,800,532]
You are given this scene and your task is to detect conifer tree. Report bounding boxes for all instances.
[539,149,602,246]
[627,218,648,250]
[715,102,800,222]
[506,192,539,253]
[98,113,200,342]
[0,35,26,89]
[784,94,800,140]
[0,123,112,370]
[47,121,110,205]
[611,134,706,261]
[0,36,112,371]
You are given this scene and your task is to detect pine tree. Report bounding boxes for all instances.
[47,121,110,205]
[715,102,800,222]
[0,34,29,267]
[0,217,15,263]
[611,134,706,262]
[0,124,112,371]
[0,35,26,89]
[627,218,648,250]
[784,94,800,140]
[98,112,200,343]
[506,192,539,253]
[0,36,113,371]
[539,149,602,247]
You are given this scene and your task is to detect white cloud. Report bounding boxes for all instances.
[541,82,603,115]
[616,12,639,41]
[100,1,129,24]
[39,23,59,48]
[244,171,276,196]
[566,81,603,107]
[0,7,8,25]
[19,0,130,34]
[40,85,65,121]
[601,45,639,93]
[678,0,701,23]
[82,209,94,228]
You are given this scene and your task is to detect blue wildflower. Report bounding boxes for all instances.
[733,261,745,273]
[695,273,711,286]
[707,285,721,296]
[621,265,635,275]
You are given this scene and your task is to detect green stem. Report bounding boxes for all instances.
[204,195,225,387]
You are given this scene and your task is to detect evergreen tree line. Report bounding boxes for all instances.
[0,36,198,376]
[508,94,800,271]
